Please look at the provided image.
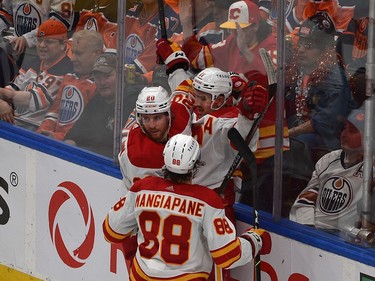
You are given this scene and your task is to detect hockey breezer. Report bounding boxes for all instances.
[217,48,276,196]
[228,127,261,281]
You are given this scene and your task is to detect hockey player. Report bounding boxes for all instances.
[119,42,267,275]
[178,0,290,164]
[117,85,194,272]
[156,40,269,281]
[289,105,375,234]
[0,19,73,128]
[118,85,194,191]
[103,133,272,280]
[36,30,103,140]
[156,38,267,192]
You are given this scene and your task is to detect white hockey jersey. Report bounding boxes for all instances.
[168,69,259,189]
[118,91,194,190]
[289,149,373,231]
[192,108,258,189]
[103,176,256,280]
[0,0,76,47]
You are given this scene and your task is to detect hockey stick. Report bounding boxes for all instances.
[217,48,276,196]
[228,127,261,281]
[192,0,197,36]
[157,0,167,40]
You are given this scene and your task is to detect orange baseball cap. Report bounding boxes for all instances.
[220,0,261,29]
[37,19,68,40]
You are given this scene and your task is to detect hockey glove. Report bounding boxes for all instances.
[229,72,248,100]
[156,38,189,75]
[241,228,272,256]
[238,84,268,120]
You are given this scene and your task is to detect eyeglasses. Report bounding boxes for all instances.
[37,38,61,45]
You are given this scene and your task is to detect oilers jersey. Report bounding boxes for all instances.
[289,150,372,231]
[7,53,73,128]
[36,73,96,140]
[125,2,182,73]
[74,9,117,49]
[0,0,77,47]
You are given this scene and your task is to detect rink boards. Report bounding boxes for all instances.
[0,122,375,281]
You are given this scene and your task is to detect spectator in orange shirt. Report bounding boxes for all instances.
[36,30,104,140]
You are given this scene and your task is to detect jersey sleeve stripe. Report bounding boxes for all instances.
[29,89,42,111]
[102,216,129,243]
[0,9,13,25]
[211,238,242,268]
[29,84,51,111]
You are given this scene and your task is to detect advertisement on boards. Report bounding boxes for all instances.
[1,137,375,281]
[0,141,28,270]
[232,221,375,280]
[34,152,128,280]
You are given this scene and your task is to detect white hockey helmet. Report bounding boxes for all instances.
[193,67,232,101]
[163,134,200,174]
[136,86,171,125]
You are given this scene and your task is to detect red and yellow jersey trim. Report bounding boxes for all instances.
[255,124,290,160]
[130,258,209,281]
[102,215,130,243]
[211,238,242,268]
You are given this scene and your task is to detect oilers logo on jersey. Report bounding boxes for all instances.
[125,34,145,64]
[15,3,41,36]
[84,18,99,31]
[59,86,84,124]
[319,176,352,214]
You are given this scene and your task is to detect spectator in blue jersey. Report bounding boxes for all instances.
[64,52,118,157]
[0,19,73,129]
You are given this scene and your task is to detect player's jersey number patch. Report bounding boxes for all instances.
[139,211,192,265]
[214,218,234,235]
